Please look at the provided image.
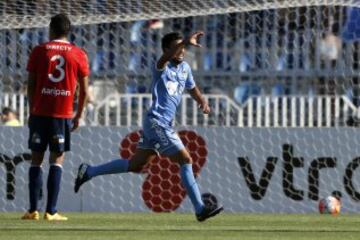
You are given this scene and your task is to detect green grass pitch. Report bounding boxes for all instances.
[0,213,359,240]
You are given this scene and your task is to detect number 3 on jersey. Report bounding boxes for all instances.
[48,55,65,83]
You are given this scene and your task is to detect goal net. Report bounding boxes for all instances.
[1,0,360,214]
[2,1,359,30]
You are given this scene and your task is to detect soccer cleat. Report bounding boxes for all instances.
[21,211,40,220]
[196,205,224,222]
[44,212,68,221]
[74,163,91,193]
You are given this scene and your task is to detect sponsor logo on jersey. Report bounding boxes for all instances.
[41,87,71,97]
[166,81,179,96]
[46,45,72,51]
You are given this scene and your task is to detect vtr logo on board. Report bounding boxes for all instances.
[0,153,31,200]
[238,144,360,202]
[2,138,359,210]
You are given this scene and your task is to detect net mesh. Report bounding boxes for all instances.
[1,127,360,213]
[2,1,359,30]
[2,3,360,126]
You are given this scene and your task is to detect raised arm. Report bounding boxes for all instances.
[156,31,204,70]
[189,86,210,114]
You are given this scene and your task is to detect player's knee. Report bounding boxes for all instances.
[128,149,155,172]
[128,160,145,173]
[49,151,64,165]
[31,151,44,166]
[179,156,193,165]
[31,159,43,166]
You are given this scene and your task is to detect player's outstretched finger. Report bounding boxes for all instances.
[194,32,204,40]
[194,31,204,37]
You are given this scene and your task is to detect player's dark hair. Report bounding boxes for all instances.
[2,107,14,115]
[161,32,183,50]
[49,13,71,38]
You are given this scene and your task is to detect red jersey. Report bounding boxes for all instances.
[27,40,89,118]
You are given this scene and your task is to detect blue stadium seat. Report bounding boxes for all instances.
[271,83,285,96]
[137,85,147,93]
[342,7,360,42]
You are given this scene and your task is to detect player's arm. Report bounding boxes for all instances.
[156,31,204,70]
[188,86,210,114]
[26,46,39,112]
[72,49,90,131]
[27,72,36,110]
[72,76,89,131]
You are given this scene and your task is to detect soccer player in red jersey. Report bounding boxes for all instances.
[22,14,89,221]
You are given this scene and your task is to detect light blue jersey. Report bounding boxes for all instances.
[148,61,195,125]
[138,61,195,156]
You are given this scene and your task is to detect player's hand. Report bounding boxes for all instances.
[186,31,204,48]
[199,102,211,114]
[71,116,81,132]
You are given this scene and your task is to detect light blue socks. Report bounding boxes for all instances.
[180,164,204,214]
[87,159,129,178]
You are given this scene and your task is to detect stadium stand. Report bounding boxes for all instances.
[1,5,360,127]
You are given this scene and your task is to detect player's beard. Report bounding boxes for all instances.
[171,56,184,65]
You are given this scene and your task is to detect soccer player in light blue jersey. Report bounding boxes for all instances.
[75,31,223,221]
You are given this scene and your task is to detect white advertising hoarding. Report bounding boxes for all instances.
[0,127,359,213]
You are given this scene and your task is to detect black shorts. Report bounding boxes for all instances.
[28,115,71,153]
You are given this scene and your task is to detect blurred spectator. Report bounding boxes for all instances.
[234,83,261,105]
[320,12,342,65]
[125,79,138,94]
[1,107,21,126]
[239,53,252,72]
[147,20,164,30]
[130,21,146,44]
[319,32,342,62]
[276,53,287,71]
[129,20,163,71]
